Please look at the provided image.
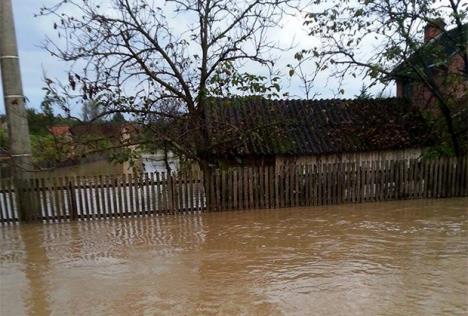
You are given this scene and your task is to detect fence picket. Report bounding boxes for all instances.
[26,179,37,221]
[450,157,456,197]
[441,158,447,198]
[148,173,154,213]
[233,169,238,210]
[123,174,130,215]
[222,170,227,210]
[282,165,288,207]
[117,174,124,216]
[112,176,119,216]
[433,160,441,198]
[104,175,112,217]
[2,156,468,224]
[0,179,9,221]
[455,158,461,197]
[93,176,101,218]
[188,171,194,212]
[68,177,78,221]
[138,174,145,215]
[276,166,282,208]
[465,157,468,196]
[8,178,16,221]
[316,164,321,206]
[422,160,428,199]
[255,167,261,209]
[154,172,160,213]
[140,174,147,214]
[75,176,83,219]
[0,179,5,221]
[128,173,134,215]
[462,157,467,196]
[0,180,6,221]
[184,172,189,212]
[196,170,202,211]
[161,172,168,213]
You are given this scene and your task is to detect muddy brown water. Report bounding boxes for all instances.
[1,198,467,315]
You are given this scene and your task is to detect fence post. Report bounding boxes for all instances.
[26,178,38,221]
[166,172,173,212]
[67,177,78,221]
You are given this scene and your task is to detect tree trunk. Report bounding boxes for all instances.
[437,99,462,156]
[163,142,172,175]
[200,161,217,211]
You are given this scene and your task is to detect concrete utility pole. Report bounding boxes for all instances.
[1,0,35,221]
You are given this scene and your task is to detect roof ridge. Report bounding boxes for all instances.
[213,96,403,103]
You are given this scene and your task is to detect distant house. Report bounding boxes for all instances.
[202,97,433,167]
[48,125,72,139]
[48,122,140,151]
[45,122,142,177]
[393,20,468,111]
[69,123,139,146]
[46,121,183,176]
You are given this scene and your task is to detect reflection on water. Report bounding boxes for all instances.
[1,198,467,315]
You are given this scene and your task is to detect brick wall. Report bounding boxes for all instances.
[396,54,467,113]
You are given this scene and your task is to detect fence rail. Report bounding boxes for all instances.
[1,156,467,223]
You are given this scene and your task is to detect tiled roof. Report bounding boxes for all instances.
[204,97,432,157]
[70,123,139,139]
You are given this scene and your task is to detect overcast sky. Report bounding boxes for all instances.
[0,0,394,116]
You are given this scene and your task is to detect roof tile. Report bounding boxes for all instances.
[204,97,433,157]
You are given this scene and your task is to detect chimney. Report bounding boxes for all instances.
[424,18,446,43]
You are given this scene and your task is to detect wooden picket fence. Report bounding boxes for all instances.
[1,156,467,223]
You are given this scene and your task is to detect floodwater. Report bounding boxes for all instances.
[1,199,467,315]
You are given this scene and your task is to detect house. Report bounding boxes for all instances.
[393,19,467,112]
[141,151,180,174]
[44,122,143,177]
[45,121,183,176]
[202,97,433,168]
[43,97,434,175]
[69,122,139,147]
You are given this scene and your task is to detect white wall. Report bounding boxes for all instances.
[141,151,179,174]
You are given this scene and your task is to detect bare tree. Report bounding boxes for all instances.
[302,0,468,156]
[39,0,298,207]
[287,51,325,99]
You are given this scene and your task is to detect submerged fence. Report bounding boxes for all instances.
[1,156,467,223]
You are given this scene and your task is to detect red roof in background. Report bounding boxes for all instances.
[70,123,140,138]
[47,123,140,143]
[48,125,71,137]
